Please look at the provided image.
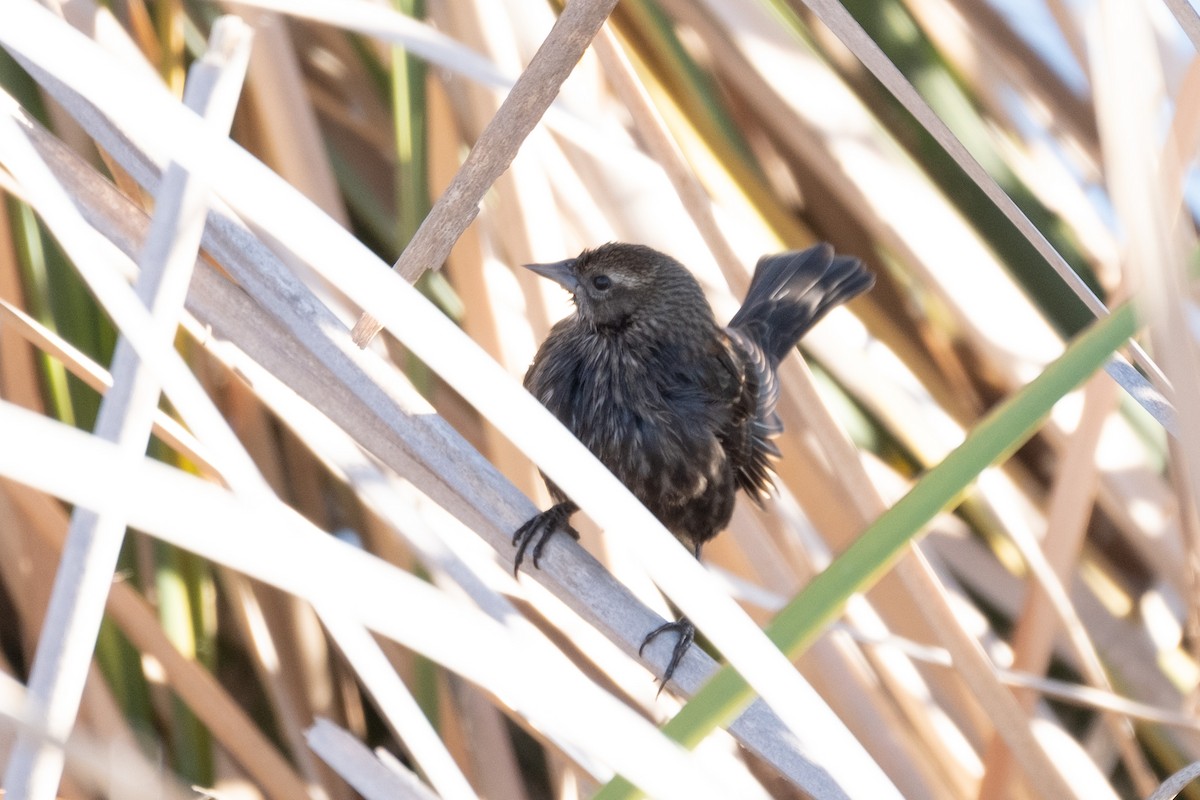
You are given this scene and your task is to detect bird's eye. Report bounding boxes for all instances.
[592,275,612,291]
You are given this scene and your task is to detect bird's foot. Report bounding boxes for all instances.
[512,501,579,575]
[639,616,695,695]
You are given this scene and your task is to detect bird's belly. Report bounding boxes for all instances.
[577,403,735,547]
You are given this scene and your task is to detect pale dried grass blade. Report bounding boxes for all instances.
[1162,0,1200,53]
[994,670,1200,731]
[791,0,1170,421]
[984,375,1155,796]
[1091,0,1200,688]
[235,6,348,225]
[0,399,753,800]
[235,0,521,92]
[1,18,253,800]
[224,578,337,797]
[838,613,1200,729]
[316,605,476,799]
[104,582,311,800]
[306,718,439,800]
[3,98,831,793]
[350,0,621,343]
[589,26,745,283]
[0,205,43,413]
[0,298,219,476]
[1149,759,1200,800]
[899,550,1083,799]
[0,10,897,792]
[0,673,195,800]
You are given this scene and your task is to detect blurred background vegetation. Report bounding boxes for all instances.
[0,0,1197,798]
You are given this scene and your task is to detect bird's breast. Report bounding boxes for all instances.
[570,342,728,501]
[528,326,739,543]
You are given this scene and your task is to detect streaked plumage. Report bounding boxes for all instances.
[514,241,874,685]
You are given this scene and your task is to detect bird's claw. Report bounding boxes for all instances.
[512,501,579,575]
[639,616,695,696]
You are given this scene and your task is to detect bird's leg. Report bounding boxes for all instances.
[512,501,579,575]
[639,616,694,696]
[639,541,704,694]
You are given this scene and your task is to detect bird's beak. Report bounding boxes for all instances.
[524,258,579,293]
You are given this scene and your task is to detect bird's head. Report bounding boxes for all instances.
[524,243,710,332]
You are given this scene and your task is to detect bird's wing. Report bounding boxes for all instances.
[728,246,873,365]
[720,329,780,502]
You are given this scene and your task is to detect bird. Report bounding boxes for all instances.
[513,241,874,689]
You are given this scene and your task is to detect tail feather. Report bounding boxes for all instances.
[728,244,874,364]
[723,243,873,500]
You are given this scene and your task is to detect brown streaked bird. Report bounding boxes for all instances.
[515,242,874,688]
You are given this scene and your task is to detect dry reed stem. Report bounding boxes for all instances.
[351,0,621,344]
[306,718,441,800]
[0,204,43,414]
[1095,0,1200,662]
[2,19,253,800]
[578,37,962,786]
[0,672,194,800]
[792,0,1171,423]
[774,338,1086,792]
[234,6,349,225]
[589,26,747,284]
[1148,758,1200,800]
[2,92,844,795]
[1162,0,1200,53]
[979,375,1153,797]
[550,11,1017,792]
[2,1,1194,797]
[941,0,1098,163]
[0,299,219,476]
[318,608,476,799]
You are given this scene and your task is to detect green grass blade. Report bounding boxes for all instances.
[780,0,1102,337]
[391,0,428,250]
[596,300,1139,799]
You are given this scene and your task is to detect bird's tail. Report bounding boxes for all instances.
[727,243,874,364]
